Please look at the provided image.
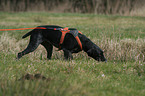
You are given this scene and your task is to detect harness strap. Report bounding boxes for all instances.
[59,28,82,50]
[59,31,69,45]
[59,28,70,49]
[75,36,82,50]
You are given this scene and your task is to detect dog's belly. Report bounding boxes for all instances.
[70,48,80,53]
[42,30,61,48]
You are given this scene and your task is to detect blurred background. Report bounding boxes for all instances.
[0,0,145,16]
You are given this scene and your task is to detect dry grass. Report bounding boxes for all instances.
[130,6,145,17]
[97,37,145,62]
[0,33,26,53]
[1,32,144,62]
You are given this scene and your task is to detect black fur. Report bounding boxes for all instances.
[17,25,107,62]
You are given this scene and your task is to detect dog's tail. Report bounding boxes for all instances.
[22,31,32,39]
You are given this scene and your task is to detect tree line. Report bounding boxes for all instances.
[0,0,144,15]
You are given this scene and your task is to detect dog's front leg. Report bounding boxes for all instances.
[63,49,73,60]
[41,41,53,60]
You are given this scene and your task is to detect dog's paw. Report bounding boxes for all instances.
[16,53,22,60]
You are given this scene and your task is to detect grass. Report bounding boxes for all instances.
[0,12,145,96]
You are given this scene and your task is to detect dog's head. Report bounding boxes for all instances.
[87,46,107,62]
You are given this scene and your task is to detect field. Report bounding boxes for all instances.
[0,12,145,96]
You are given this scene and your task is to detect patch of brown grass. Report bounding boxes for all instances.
[0,33,27,53]
[0,33,144,62]
[97,37,145,62]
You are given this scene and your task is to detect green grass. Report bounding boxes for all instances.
[0,12,145,96]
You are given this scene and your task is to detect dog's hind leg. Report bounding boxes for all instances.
[63,49,73,60]
[17,34,43,59]
[41,41,53,59]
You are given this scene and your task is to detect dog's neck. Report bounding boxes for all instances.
[79,34,94,52]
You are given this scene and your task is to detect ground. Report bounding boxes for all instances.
[0,12,145,96]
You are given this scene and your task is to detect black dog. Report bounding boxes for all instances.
[17,25,107,62]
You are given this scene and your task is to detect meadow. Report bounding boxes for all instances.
[0,12,145,96]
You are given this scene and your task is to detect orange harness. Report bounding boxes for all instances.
[36,27,82,50]
[59,27,82,50]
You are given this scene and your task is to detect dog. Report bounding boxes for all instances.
[17,25,107,62]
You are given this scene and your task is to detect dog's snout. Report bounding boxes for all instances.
[100,57,107,62]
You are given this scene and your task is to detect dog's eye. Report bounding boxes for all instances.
[99,52,103,57]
